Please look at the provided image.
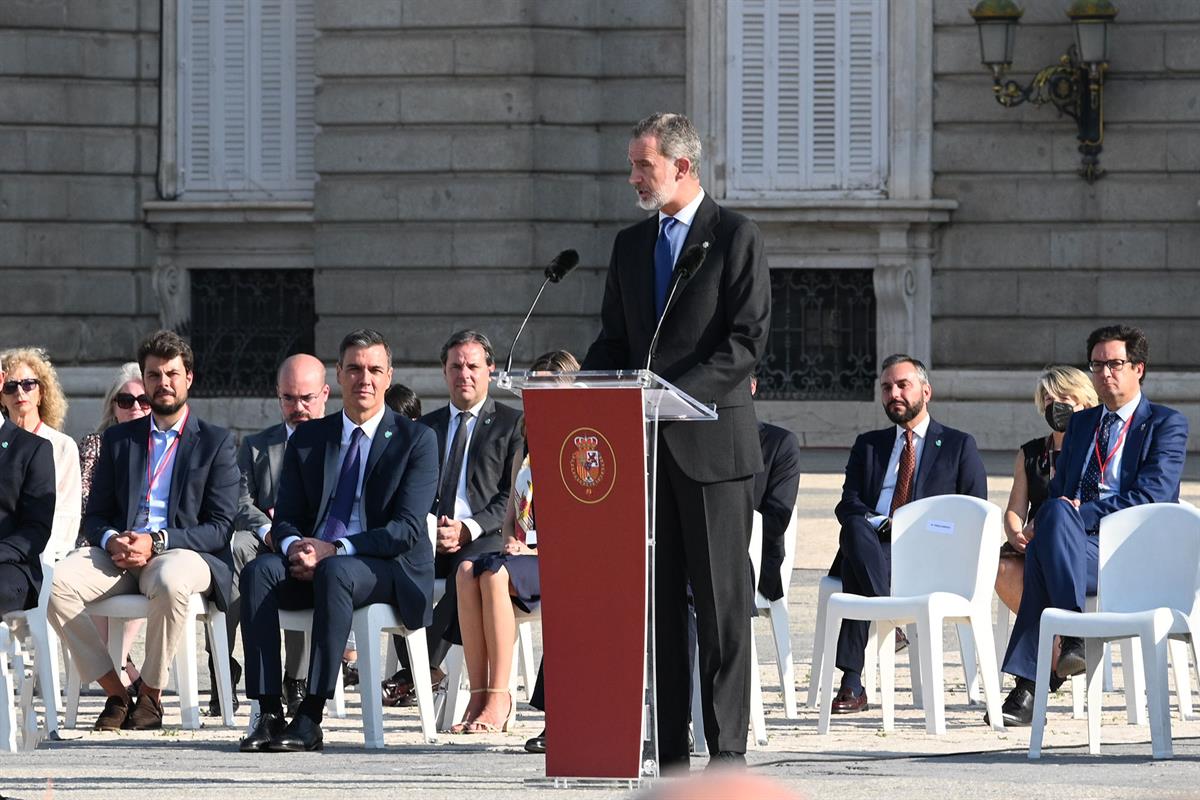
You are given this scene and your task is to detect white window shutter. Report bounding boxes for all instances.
[728,0,887,195]
[179,0,315,199]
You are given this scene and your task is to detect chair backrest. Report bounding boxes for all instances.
[748,511,763,588]
[891,494,1003,602]
[1097,503,1200,616]
[778,504,799,600]
[35,552,54,612]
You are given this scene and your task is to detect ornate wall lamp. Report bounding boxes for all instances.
[969,0,1117,183]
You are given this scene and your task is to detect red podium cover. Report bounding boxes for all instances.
[523,387,649,779]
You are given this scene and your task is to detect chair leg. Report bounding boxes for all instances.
[0,627,17,753]
[205,609,236,727]
[516,620,536,702]
[993,597,1011,679]
[174,615,200,730]
[806,580,833,709]
[330,665,346,719]
[437,644,467,733]
[689,638,707,755]
[916,613,945,735]
[354,614,385,748]
[816,609,843,735]
[879,618,895,732]
[1168,638,1193,720]
[1028,624,1057,759]
[749,623,766,746]
[767,600,798,719]
[401,626,438,745]
[1118,637,1148,725]
[863,622,878,704]
[27,611,60,735]
[958,622,982,705]
[907,623,923,710]
[1085,638,1104,755]
[1142,614,1174,760]
[969,613,1004,732]
[64,653,80,729]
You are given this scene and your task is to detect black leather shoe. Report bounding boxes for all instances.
[341,660,359,688]
[894,628,909,653]
[268,715,324,752]
[1057,636,1086,679]
[283,676,307,717]
[240,711,286,752]
[830,686,868,714]
[204,658,242,717]
[992,681,1035,727]
[524,728,546,754]
[706,751,747,769]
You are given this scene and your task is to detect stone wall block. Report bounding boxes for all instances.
[1052,127,1167,174]
[81,35,141,79]
[528,126,603,173]
[531,79,601,124]
[454,31,534,75]
[315,129,455,173]
[600,79,685,123]
[1165,31,1200,71]
[450,222,534,267]
[314,270,395,314]
[933,318,1058,367]
[400,0,531,28]
[1103,78,1200,123]
[594,0,682,29]
[931,272,1017,315]
[67,177,138,221]
[531,176,600,221]
[0,316,81,361]
[1016,271,1098,316]
[317,0,403,30]
[1165,129,1200,172]
[938,225,1051,270]
[0,176,70,219]
[598,30,685,77]
[398,81,534,124]
[314,224,455,268]
[1166,225,1200,269]
[77,316,146,362]
[65,0,139,32]
[934,127,1051,173]
[0,223,28,265]
[314,179,399,221]
[315,83,402,124]
[392,176,532,220]
[450,127,534,172]
[533,30,601,77]
[1098,273,1200,316]
[317,34,454,77]
[0,130,26,170]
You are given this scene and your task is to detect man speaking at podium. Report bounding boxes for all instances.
[582,112,771,768]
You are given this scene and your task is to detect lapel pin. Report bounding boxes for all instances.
[1,442,7,449]
[484,418,493,426]
[384,430,393,439]
[935,439,942,447]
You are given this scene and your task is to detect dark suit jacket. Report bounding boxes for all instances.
[420,397,523,539]
[754,421,801,601]
[1048,395,1187,532]
[830,418,988,575]
[582,193,771,482]
[271,408,440,630]
[83,412,240,611]
[0,419,56,599]
[234,422,288,533]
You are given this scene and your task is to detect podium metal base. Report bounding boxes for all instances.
[524,776,652,791]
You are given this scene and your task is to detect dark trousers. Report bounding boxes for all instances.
[241,553,398,699]
[654,443,754,765]
[1002,500,1100,681]
[393,532,502,672]
[530,657,545,712]
[833,516,892,676]
[0,563,36,616]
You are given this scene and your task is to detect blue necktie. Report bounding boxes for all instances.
[322,426,364,541]
[1079,412,1119,504]
[654,217,678,318]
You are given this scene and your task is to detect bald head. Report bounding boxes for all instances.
[276,353,329,427]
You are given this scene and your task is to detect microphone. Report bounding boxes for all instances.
[644,242,710,373]
[504,249,580,375]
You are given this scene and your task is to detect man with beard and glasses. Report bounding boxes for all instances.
[826,353,987,715]
[48,330,239,732]
[201,354,331,718]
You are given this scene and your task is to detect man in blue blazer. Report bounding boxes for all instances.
[49,330,240,732]
[999,325,1188,725]
[239,329,439,752]
[829,354,988,714]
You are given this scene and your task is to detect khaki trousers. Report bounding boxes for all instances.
[48,547,213,690]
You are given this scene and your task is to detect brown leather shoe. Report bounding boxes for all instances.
[122,692,164,730]
[830,686,868,714]
[94,694,131,731]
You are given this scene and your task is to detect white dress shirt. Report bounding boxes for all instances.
[868,416,931,527]
[1076,393,1141,500]
[444,398,488,542]
[101,413,187,551]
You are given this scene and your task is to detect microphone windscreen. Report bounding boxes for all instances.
[674,243,708,279]
[545,249,580,282]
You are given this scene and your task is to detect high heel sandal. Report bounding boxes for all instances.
[450,689,488,734]
[466,688,514,734]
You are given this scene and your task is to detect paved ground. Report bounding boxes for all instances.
[3,468,1199,799]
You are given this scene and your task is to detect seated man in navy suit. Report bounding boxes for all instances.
[828,354,988,714]
[239,329,439,752]
[998,324,1188,725]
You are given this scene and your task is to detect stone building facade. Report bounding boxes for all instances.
[1,0,1196,452]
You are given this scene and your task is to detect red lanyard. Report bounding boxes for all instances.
[146,409,188,506]
[1092,413,1133,480]
[32,420,42,435]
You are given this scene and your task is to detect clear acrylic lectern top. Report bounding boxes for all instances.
[495,369,717,423]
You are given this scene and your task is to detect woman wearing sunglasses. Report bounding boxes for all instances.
[0,348,81,563]
[76,361,152,696]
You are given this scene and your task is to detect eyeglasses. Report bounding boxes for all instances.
[1087,359,1133,374]
[279,393,320,406]
[1,378,40,395]
[114,392,152,410]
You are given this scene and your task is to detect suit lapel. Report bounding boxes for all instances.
[264,424,287,502]
[1062,406,1102,497]
[465,398,497,481]
[870,429,892,507]
[1118,396,1152,492]
[126,417,150,530]
[314,416,342,531]
[364,408,395,481]
[634,216,660,335]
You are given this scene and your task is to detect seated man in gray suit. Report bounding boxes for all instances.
[205,354,330,717]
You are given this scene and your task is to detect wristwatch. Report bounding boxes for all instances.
[333,539,346,554]
[150,530,167,555]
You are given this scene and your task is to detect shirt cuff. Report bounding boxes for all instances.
[866,514,888,530]
[336,538,356,556]
[462,518,482,543]
[100,529,119,549]
[279,535,301,555]
[256,524,272,542]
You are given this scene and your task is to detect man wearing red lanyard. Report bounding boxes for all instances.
[997,324,1188,726]
[48,330,240,732]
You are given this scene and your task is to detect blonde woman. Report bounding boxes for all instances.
[997,365,1099,613]
[0,348,81,562]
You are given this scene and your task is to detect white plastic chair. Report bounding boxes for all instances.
[817,495,1006,735]
[63,592,235,729]
[2,553,63,739]
[754,505,800,718]
[438,606,539,732]
[0,622,22,751]
[274,610,348,719]
[1029,503,1200,760]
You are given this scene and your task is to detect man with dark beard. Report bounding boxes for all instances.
[825,354,987,714]
[48,330,239,731]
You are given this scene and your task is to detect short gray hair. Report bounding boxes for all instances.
[632,112,702,176]
[880,353,930,386]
